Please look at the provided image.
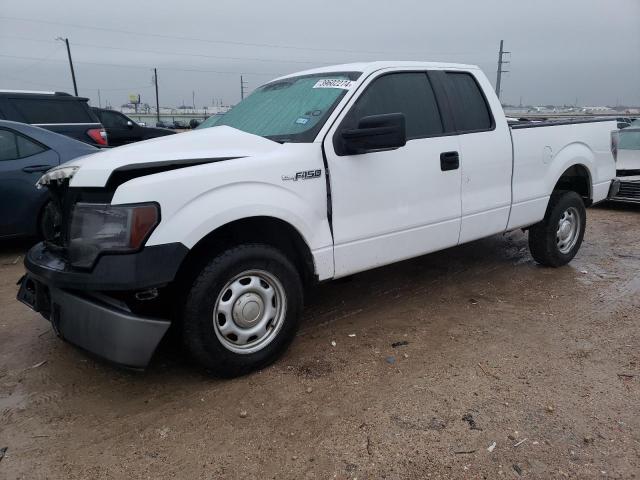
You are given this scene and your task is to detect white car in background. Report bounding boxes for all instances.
[616,126,640,173]
[611,121,640,203]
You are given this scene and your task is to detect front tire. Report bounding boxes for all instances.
[182,244,303,377]
[38,201,60,241]
[528,191,586,267]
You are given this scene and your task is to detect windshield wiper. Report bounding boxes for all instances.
[265,136,293,144]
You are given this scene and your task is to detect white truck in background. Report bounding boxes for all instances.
[18,61,618,377]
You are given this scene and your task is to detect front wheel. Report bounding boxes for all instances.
[528,191,586,267]
[182,244,303,377]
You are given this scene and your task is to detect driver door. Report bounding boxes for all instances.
[323,71,462,277]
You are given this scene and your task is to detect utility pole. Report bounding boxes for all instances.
[98,89,102,108]
[153,68,160,124]
[192,91,195,110]
[57,37,78,96]
[495,40,510,101]
[240,75,248,100]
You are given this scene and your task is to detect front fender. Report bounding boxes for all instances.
[142,181,334,279]
[109,144,333,279]
[149,181,330,247]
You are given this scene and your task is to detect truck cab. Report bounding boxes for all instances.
[17,62,617,377]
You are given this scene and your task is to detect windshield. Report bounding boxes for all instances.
[204,71,361,142]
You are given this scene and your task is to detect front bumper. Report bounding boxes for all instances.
[18,242,188,368]
[18,277,170,368]
[25,241,188,291]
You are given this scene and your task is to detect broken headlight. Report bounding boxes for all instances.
[68,203,159,269]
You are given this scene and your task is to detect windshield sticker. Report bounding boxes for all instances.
[295,117,310,125]
[313,79,354,90]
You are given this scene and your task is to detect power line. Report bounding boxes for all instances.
[0,15,482,57]
[0,73,68,90]
[91,85,154,92]
[0,70,153,93]
[9,42,63,75]
[0,34,324,66]
[0,53,282,76]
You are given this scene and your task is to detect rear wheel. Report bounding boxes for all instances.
[528,191,586,267]
[182,244,303,377]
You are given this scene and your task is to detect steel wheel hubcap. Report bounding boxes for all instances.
[213,270,286,354]
[556,207,580,254]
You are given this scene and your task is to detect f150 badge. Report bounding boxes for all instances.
[282,169,322,181]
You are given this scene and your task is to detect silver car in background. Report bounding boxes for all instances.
[612,122,640,203]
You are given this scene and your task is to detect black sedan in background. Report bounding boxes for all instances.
[0,120,98,238]
[92,108,175,147]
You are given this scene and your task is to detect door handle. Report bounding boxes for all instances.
[440,151,459,171]
[22,165,51,173]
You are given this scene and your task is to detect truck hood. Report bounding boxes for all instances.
[59,126,280,188]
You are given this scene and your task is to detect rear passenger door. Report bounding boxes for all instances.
[324,71,462,277]
[439,70,513,243]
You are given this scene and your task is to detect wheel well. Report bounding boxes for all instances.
[553,164,592,206]
[174,217,317,293]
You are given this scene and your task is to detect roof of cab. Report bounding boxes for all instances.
[273,61,479,82]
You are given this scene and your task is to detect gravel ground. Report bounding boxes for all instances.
[0,204,639,479]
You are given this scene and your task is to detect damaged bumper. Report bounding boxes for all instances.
[18,277,169,368]
[17,242,188,369]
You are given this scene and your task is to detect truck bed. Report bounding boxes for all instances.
[506,117,617,230]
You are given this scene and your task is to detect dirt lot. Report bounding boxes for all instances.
[0,204,638,479]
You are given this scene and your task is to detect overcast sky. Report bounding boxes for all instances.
[1,0,639,109]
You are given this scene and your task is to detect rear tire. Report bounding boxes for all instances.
[528,191,586,267]
[182,244,303,377]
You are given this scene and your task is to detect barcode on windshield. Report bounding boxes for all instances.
[313,79,354,89]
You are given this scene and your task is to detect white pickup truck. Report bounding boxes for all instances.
[18,61,618,376]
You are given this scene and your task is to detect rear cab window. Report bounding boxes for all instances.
[443,72,494,133]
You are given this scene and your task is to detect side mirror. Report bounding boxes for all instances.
[126,120,134,129]
[138,122,146,127]
[339,113,406,155]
